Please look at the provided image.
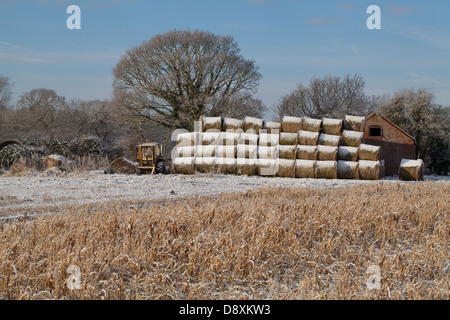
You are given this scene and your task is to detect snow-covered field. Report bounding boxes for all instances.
[0,170,448,219]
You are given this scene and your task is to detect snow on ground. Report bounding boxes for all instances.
[0,170,448,219]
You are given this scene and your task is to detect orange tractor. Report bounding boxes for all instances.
[136,141,167,174]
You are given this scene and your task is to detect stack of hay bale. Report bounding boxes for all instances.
[173,114,385,180]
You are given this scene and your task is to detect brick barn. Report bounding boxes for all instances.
[364,113,416,176]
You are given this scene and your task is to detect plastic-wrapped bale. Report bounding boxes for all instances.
[236,144,258,159]
[202,116,222,132]
[279,145,297,160]
[316,161,338,179]
[196,145,216,158]
[358,144,382,161]
[337,146,359,162]
[398,159,424,181]
[176,146,196,158]
[218,132,240,146]
[216,146,236,159]
[195,157,216,174]
[244,116,264,134]
[280,132,298,146]
[200,132,221,146]
[318,133,341,147]
[298,130,320,146]
[256,159,278,177]
[358,160,381,180]
[263,121,281,134]
[322,118,343,135]
[173,157,195,175]
[222,117,244,132]
[317,145,338,161]
[258,146,279,160]
[343,115,366,132]
[281,116,302,133]
[176,132,198,147]
[302,117,322,133]
[296,145,318,160]
[238,132,259,146]
[337,160,359,180]
[236,158,256,176]
[216,157,236,175]
[341,130,365,147]
[295,160,316,178]
[277,159,295,178]
[259,133,279,147]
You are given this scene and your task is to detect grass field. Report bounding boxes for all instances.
[0,181,448,300]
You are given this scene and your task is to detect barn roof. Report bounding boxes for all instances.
[366,113,416,142]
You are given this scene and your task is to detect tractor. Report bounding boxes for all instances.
[136,141,167,174]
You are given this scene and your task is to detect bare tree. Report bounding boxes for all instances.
[209,91,267,119]
[0,75,12,109]
[113,29,262,130]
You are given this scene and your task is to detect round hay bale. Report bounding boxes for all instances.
[263,121,281,134]
[279,145,297,160]
[358,144,382,161]
[302,117,322,133]
[295,160,316,178]
[176,132,198,147]
[318,133,341,147]
[256,159,278,176]
[195,157,216,173]
[315,161,338,179]
[398,159,424,181]
[174,157,195,175]
[259,133,280,147]
[296,145,318,160]
[322,118,343,135]
[358,160,381,180]
[337,146,359,162]
[202,116,222,132]
[337,160,359,180]
[176,146,196,158]
[216,146,236,158]
[218,132,240,146]
[236,158,256,176]
[298,130,320,146]
[277,159,295,178]
[216,157,236,175]
[200,132,220,146]
[281,116,303,133]
[258,146,279,160]
[244,116,264,134]
[222,117,244,132]
[317,146,338,161]
[196,145,216,158]
[341,130,365,147]
[238,133,259,146]
[110,157,138,174]
[280,132,298,146]
[343,115,366,132]
[236,144,257,159]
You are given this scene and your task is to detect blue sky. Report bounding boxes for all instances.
[0,0,449,120]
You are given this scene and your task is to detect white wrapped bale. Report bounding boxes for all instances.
[238,132,259,146]
[316,161,338,179]
[258,146,279,160]
[216,146,236,158]
[296,145,318,160]
[263,121,281,134]
[337,146,359,162]
[176,146,196,158]
[295,160,316,179]
[280,132,298,146]
[259,133,280,147]
[279,145,297,160]
[317,145,338,161]
[176,132,198,147]
[244,116,264,134]
[343,115,366,132]
[173,157,195,175]
[322,118,343,135]
[358,160,381,180]
[216,157,236,175]
[222,117,244,132]
[256,159,278,177]
[302,117,322,133]
[341,130,365,147]
[236,144,258,159]
[218,132,240,146]
[236,158,256,176]
[358,144,382,161]
[196,145,216,158]
[277,159,295,178]
[318,133,341,147]
[398,159,424,181]
[202,116,222,132]
[337,161,359,180]
[195,157,216,173]
[200,132,221,146]
[281,116,303,133]
[298,130,320,146]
